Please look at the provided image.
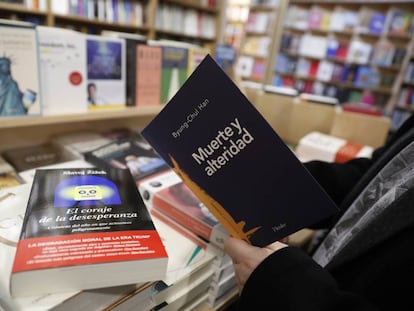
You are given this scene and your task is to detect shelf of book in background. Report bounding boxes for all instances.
[235,0,288,84]
[273,1,414,118]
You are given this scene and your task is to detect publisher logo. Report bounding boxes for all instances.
[69,71,83,86]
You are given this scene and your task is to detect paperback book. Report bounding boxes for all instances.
[0,183,147,311]
[2,142,79,173]
[0,19,42,117]
[10,167,168,297]
[83,135,170,183]
[86,34,126,109]
[37,26,87,115]
[141,55,339,247]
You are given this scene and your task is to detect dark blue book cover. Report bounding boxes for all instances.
[141,55,339,247]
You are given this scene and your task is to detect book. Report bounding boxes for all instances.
[0,19,42,117]
[2,142,79,173]
[141,55,339,247]
[106,208,217,311]
[37,26,87,115]
[148,209,216,307]
[86,34,126,109]
[51,130,114,158]
[152,179,230,249]
[101,30,148,107]
[135,44,163,107]
[0,184,148,311]
[295,131,374,163]
[83,135,170,183]
[0,155,23,190]
[10,167,168,297]
[154,42,189,105]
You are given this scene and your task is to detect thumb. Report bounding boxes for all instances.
[224,237,257,262]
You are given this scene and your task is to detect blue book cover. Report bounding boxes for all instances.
[141,55,339,247]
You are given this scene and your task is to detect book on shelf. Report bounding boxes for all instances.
[83,135,170,183]
[187,45,210,77]
[149,41,189,105]
[0,183,149,311]
[135,43,163,107]
[235,55,254,78]
[387,8,413,36]
[86,34,126,109]
[141,54,339,247]
[214,44,237,75]
[101,30,148,107]
[51,130,114,158]
[37,26,87,116]
[0,19,42,117]
[2,142,79,173]
[295,131,374,163]
[346,40,372,65]
[10,167,168,297]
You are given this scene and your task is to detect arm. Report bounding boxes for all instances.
[224,237,377,311]
[304,157,372,206]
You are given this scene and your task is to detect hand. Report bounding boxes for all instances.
[224,237,288,292]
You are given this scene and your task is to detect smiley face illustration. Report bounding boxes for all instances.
[73,185,103,201]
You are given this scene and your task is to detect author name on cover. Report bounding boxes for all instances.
[171,98,209,138]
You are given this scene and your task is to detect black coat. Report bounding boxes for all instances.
[234,114,414,311]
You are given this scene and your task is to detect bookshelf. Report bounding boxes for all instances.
[0,107,160,152]
[272,0,414,120]
[0,0,225,49]
[235,0,288,83]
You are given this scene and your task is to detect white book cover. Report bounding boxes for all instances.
[38,26,87,116]
[298,34,327,59]
[235,55,254,78]
[86,35,126,110]
[295,131,374,163]
[316,60,334,82]
[346,40,372,64]
[0,19,42,117]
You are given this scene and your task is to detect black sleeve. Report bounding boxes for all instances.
[304,157,372,206]
[235,247,378,311]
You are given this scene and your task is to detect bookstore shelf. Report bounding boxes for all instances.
[236,0,288,84]
[0,107,161,129]
[270,0,414,119]
[0,108,161,152]
[0,0,224,48]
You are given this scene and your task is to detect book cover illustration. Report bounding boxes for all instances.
[84,135,170,182]
[10,168,168,297]
[0,19,42,117]
[160,45,189,104]
[86,35,126,109]
[142,55,339,247]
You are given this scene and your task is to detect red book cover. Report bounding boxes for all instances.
[10,167,168,297]
[308,60,319,78]
[135,44,162,107]
[152,181,229,249]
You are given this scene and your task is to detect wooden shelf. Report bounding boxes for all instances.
[0,107,161,130]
